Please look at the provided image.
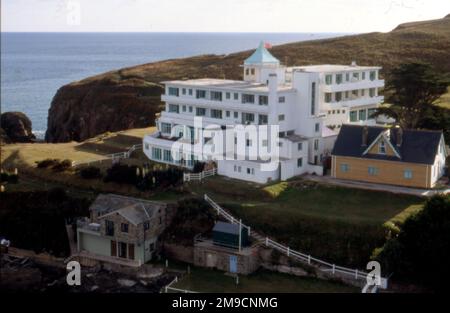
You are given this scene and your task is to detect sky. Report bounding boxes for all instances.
[2,0,450,33]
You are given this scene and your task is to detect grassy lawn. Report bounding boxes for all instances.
[173,266,358,293]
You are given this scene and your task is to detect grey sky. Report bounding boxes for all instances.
[2,0,449,32]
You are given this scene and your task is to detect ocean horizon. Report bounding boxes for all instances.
[1,32,349,138]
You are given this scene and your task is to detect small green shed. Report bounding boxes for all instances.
[212,221,249,249]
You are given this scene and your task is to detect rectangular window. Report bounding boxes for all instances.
[234,93,239,100]
[314,139,319,151]
[105,220,114,236]
[315,123,320,133]
[211,109,222,119]
[404,169,413,179]
[298,142,303,151]
[370,71,376,81]
[258,114,268,125]
[369,88,375,97]
[345,91,349,99]
[297,158,303,168]
[189,106,193,113]
[144,222,150,231]
[368,166,379,176]
[340,163,349,172]
[246,139,252,147]
[163,150,173,162]
[242,94,255,104]
[336,74,343,84]
[196,107,206,116]
[346,73,350,81]
[251,68,255,75]
[350,111,357,122]
[121,223,129,233]
[359,109,367,121]
[234,111,239,119]
[168,87,179,96]
[279,96,285,103]
[361,89,365,97]
[226,111,230,118]
[367,108,377,119]
[188,89,193,96]
[362,72,366,80]
[335,92,342,102]
[242,112,255,124]
[352,89,358,97]
[196,89,206,99]
[278,114,285,121]
[353,72,360,80]
[182,88,186,95]
[161,122,171,134]
[168,104,179,113]
[151,147,162,160]
[325,93,332,103]
[311,82,316,115]
[210,91,222,101]
[379,141,386,154]
[226,92,231,99]
[325,75,332,85]
[259,95,268,105]
[182,105,186,112]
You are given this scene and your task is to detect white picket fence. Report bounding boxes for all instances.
[72,144,143,167]
[203,194,388,290]
[163,276,198,293]
[183,168,217,182]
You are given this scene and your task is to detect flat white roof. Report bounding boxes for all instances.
[289,64,381,73]
[162,78,293,92]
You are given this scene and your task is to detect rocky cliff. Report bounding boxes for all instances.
[1,112,36,143]
[45,15,450,143]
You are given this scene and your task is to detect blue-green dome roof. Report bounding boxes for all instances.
[244,42,280,65]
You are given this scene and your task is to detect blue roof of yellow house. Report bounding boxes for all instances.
[244,42,280,65]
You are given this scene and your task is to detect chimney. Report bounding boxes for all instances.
[396,125,403,147]
[362,126,368,146]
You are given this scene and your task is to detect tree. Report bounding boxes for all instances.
[374,63,449,129]
[375,194,450,290]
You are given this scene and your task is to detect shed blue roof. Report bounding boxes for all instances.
[244,42,280,65]
[213,221,240,235]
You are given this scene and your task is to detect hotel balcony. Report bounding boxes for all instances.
[322,79,384,93]
[323,96,384,110]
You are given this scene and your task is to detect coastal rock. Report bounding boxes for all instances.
[45,15,450,143]
[0,112,36,143]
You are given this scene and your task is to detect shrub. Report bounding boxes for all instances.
[52,159,73,172]
[36,159,60,168]
[79,166,102,179]
[192,161,205,173]
[104,163,139,185]
[0,172,18,184]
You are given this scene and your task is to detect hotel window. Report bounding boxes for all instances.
[278,114,285,121]
[325,93,332,103]
[350,111,357,122]
[245,68,249,75]
[346,73,350,82]
[182,105,186,112]
[311,82,316,115]
[189,106,193,113]
[379,141,386,154]
[325,75,332,85]
[314,139,319,151]
[251,68,255,75]
[211,109,222,119]
[279,96,285,103]
[328,110,331,114]
[297,158,303,168]
[182,88,186,95]
[359,109,366,121]
[210,91,222,101]
[361,89,365,97]
[259,95,268,105]
[196,89,206,99]
[234,111,239,119]
[226,111,230,118]
[168,87,179,96]
[404,169,413,179]
[258,114,268,125]
[242,113,255,124]
[353,72,360,80]
[161,122,171,134]
[234,93,239,100]
[369,88,375,97]
[196,107,206,116]
[332,110,335,114]
[151,147,162,160]
[144,143,149,150]
[342,110,346,114]
[298,142,303,151]
[352,90,358,97]
[315,123,320,133]
[246,139,252,147]
[242,94,255,104]
[336,74,343,84]
[367,108,377,119]
[163,150,172,162]
[345,91,349,99]
[362,72,366,80]
[368,166,379,176]
[337,110,340,114]
[121,223,129,233]
[340,163,349,172]
[370,71,376,81]
[188,89,193,96]
[335,92,342,102]
[226,92,231,99]
[168,104,179,113]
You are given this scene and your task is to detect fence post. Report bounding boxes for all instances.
[332,264,335,274]
[355,269,358,279]
[287,247,290,257]
[248,226,251,236]
[308,255,311,265]
[265,237,268,247]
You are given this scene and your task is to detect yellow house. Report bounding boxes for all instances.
[331,125,447,188]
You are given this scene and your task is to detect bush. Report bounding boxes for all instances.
[0,172,19,184]
[104,163,139,185]
[36,159,60,168]
[52,159,73,172]
[79,166,102,179]
[192,161,205,173]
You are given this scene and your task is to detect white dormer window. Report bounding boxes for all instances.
[379,140,386,154]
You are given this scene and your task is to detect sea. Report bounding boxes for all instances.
[1,32,345,139]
